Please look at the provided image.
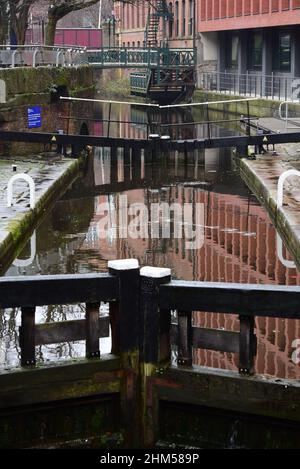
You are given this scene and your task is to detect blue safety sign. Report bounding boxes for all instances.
[27,106,42,129]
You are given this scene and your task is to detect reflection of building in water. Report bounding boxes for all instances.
[77,178,300,379]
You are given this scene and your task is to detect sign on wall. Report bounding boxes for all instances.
[0,80,6,104]
[27,106,42,129]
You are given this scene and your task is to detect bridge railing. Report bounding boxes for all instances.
[0,45,87,68]
[200,71,300,102]
[2,262,300,377]
[87,46,196,69]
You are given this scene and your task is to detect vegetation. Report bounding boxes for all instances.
[0,0,105,45]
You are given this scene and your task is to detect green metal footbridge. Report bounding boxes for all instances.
[87,1,196,103]
[87,46,196,104]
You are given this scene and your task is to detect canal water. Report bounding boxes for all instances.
[1,102,300,379]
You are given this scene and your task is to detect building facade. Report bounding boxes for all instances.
[114,1,194,48]
[198,0,300,98]
[115,0,300,99]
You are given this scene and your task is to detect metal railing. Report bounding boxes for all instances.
[200,71,300,102]
[130,71,152,95]
[87,46,196,69]
[0,44,87,68]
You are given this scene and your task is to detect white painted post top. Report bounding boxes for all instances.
[140,266,171,278]
[108,259,139,270]
[149,134,160,139]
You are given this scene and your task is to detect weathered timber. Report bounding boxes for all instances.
[4,129,300,153]
[171,325,240,354]
[159,281,300,318]
[177,311,193,367]
[20,307,36,367]
[0,273,118,308]
[35,316,109,346]
[110,147,118,184]
[0,356,121,410]
[153,366,300,423]
[0,130,149,149]
[132,147,142,180]
[86,303,101,358]
[108,261,140,357]
[239,315,257,375]
[140,269,171,364]
[108,260,141,448]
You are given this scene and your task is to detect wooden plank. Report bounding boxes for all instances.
[0,130,150,149]
[123,147,131,182]
[159,281,300,319]
[110,147,118,183]
[177,311,193,367]
[86,303,101,358]
[20,307,36,367]
[0,356,121,410]
[34,317,109,346]
[154,366,300,423]
[140,274,170,364]
[109,301,120,355]
[0,273,118,309]
[239,315,257,375]
[132,147,141,180]
[193,327,239,354]
[159,309,171,363]
[171,325,239,354]
[108,267,140,355]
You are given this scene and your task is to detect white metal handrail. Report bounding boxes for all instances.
[7,173,36,210]
[276,169,300,269]
[13,231,36,267]
[278,101,300,130]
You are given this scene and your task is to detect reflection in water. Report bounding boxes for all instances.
[1,105,300,379]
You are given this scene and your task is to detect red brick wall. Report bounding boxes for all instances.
[199,0,300,32]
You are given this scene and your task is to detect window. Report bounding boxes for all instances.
[175,2,179,37]
[225,34,239,69]
[272,32,291,72]
[182,0,186,36]
[248,32,263,70]
[168,3,173,38]
[189,0,193,36]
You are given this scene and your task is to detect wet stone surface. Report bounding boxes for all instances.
[0,154,77,247]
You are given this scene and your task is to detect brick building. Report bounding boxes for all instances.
[115,0,300,99]
[114,1,195,48]
[198,1,300,97]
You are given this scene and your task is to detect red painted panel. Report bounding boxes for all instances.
[54,29,102,48]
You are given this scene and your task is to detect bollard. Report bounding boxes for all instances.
[139,266,171,447]
[108,259,140,447]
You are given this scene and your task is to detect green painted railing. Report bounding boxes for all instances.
[87,47,196,69]
[130,71,152,95]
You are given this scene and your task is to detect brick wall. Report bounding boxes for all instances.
[199,0,300,31]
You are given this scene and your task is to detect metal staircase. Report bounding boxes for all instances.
[144,0,173,47]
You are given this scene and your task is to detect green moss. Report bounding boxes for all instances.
[194,90,300,118]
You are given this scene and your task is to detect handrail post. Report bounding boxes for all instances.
[139,266,171,447]
[108,259,140,447]
[20,307,36,367]
[239,315,256,375]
